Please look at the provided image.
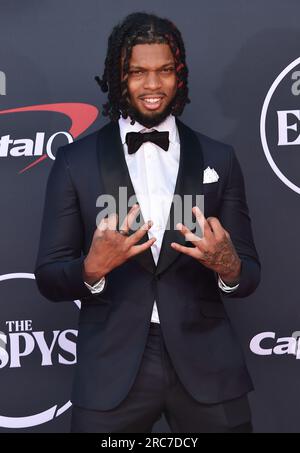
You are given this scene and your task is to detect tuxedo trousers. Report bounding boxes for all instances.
[71,322,252,433]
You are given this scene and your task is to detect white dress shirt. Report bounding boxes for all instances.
[84,114,239,323]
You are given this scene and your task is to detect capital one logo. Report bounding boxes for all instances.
[250,331,300,359]
[0,103,98,173]
[0,71,6,95]
[261,57,300,194]
[0,273,81,429]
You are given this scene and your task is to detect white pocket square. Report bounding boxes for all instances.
[203,166,219,184]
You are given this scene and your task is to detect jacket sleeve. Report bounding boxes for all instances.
[218,146,261,298]
[34,146,97,302]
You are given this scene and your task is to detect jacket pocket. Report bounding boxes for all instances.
[198,299,227,319]
[203,182,219,193]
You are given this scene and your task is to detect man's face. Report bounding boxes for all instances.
[121,43,178,128]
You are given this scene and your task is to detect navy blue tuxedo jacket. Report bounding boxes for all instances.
[35,118,260,410]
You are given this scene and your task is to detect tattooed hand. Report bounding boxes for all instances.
[170,206,241,285]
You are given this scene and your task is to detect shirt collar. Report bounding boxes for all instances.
[118,114,179,146]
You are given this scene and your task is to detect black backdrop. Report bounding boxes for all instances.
[0,0,300,433]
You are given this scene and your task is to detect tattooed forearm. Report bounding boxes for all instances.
[172,208,241,284]
[201,239,240,278]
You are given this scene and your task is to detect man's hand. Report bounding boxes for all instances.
[171,206,241,285]
[83,204,156,285]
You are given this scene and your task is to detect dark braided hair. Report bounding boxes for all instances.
[95,12,191,124]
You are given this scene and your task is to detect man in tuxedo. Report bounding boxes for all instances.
[35,12,260,433]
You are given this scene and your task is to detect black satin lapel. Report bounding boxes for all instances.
[97,121,156,274]
[155,118,204,276]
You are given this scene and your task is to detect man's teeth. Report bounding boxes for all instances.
[143,98,161,103]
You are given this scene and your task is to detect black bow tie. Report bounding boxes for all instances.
[125,130,169,155]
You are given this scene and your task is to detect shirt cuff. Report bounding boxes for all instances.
[218,274,239,293]
[84,276,106,294]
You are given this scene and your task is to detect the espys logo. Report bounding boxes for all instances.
[0,103,98,174]
[261,56,300,194]
[0,273,81,429]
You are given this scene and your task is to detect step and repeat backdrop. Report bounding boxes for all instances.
[0,0,300,433]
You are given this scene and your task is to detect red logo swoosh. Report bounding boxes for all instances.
[0,103,99,173]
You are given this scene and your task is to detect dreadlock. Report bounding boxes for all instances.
[95,12,191,124]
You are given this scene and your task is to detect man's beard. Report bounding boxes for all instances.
[128,97,175,129]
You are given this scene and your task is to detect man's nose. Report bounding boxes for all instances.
[143,71,162,89]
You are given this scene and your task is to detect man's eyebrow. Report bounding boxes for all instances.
[129,62,175,69]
